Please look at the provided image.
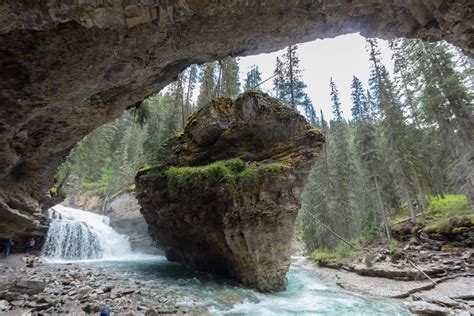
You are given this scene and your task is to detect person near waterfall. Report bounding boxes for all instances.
[26,238,36,252]
[3,239,14,258]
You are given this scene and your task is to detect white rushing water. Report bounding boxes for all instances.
[41,204,135,262]
[90,256,411,315]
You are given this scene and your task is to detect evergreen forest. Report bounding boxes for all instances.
[57,38,473,254]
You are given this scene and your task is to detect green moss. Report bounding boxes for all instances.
[258,163,284,179]
[311,242,362,266]
[167,158,246,191]
[441,242,465,251]
[452,227,470,234]
[311,249,341,266]
[280,155,302,167]
[175,131,185,139]
[424,215,474,234]
[136,162,166,178]
[165,158,283,195]
[183,108,202,132]
[211,98,234,115]
[310,241,363,266]
[307,127,323,136]
[50,181,58,197]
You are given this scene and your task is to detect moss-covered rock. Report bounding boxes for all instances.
[135,91,323,292]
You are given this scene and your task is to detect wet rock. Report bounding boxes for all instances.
[408,301,451,315]
[136,91,323,292]
[9,300,25,307]
[26,300,51,310]
[352,263,445,281]
[412,294,460,308]
[10,280,46,295]
[0,299,10,311]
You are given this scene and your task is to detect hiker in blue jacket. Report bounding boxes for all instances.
[4,239,14,258]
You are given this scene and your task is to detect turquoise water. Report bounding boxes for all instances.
[89,256,411,315]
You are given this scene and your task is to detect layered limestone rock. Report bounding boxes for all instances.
[1,1,473,237]
[135,91,324,292]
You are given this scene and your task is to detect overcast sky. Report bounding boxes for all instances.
[238,33,394,120]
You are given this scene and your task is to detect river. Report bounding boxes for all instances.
[41,205,411,315]
[86,256,410,315]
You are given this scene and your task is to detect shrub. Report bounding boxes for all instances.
[427,194,470,217]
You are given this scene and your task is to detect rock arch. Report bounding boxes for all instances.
[0,1,472,237]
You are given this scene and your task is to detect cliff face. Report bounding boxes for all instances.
[1,0,472,240]
[136,91,324,292]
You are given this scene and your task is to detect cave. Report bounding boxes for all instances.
[1,1,472,247]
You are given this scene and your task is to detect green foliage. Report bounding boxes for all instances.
[79,165,114,195]
[166,158,283,195]
[387,239,400,253]
[273,45,312,111]
[390,195,470,224]
[424,215,474,234]
[310,248,342,266]
[364,254,375,268]
[302,40,471,251]
[244,65,262,91]
[427,194,470,217]
[217,57,240,98]
[197,62,216,108]
[310,242,362,266]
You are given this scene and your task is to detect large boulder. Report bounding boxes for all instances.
[135,91,323,292]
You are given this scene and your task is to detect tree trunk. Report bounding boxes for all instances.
[374,175,392,240]
[185,72,194,120]
[288,46,296,109]
[416,179,427,219]
[404,187,417,224]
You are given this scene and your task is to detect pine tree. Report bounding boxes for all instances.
[197,62,216,108]
[389,39,473,209]
[286,45,299,109]
[169,73,185,129]
[273,45,309,109]
[351,76,392,239]
[330,78,343,120]
[273,57,287,100]
[217,57,240,98]
[328,78,356,238]
[184,65,198,120]
[367,38,420,224]
[303,95,318,126]
[244,65,262,90]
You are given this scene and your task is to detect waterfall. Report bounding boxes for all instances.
[41,204,133,262]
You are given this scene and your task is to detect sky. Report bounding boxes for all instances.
[238,33,394,120]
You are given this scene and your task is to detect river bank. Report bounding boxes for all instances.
[0,254,201,315]
[295,251,474,315]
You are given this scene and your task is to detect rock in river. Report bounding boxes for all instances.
[136,91,324,292]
